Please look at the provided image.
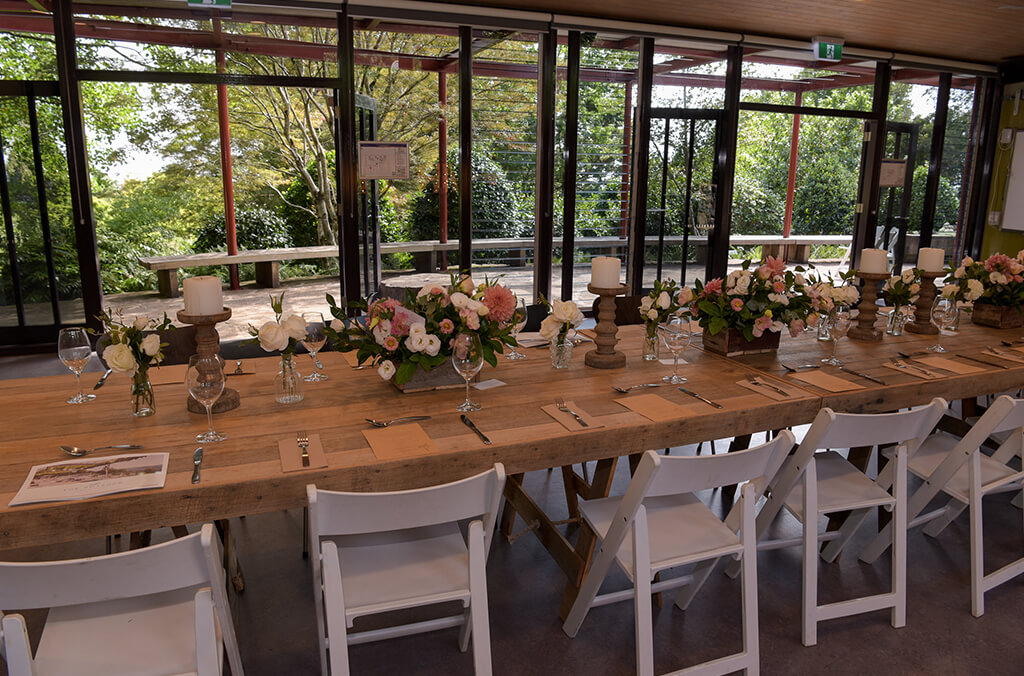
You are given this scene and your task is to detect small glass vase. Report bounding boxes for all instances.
[550,339,573,369]
[275,353,305,404]
[131,368,155,417]
[817,314,833,342]
[886,304,907,336]
[642,325,660,361]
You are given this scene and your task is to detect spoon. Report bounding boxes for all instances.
[60,444,143,457]
[364,416,432,428]
[780,363,821,373]
[611,383,663,393]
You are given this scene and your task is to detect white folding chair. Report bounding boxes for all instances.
[307,464,506,676]
[860,394,1024,616]
[0,523,242,676]
[735,398,946,646]
[562,432,794,676]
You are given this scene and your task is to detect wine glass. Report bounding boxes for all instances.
[505,296,528,360]
[451,333,484,412]
[302,312,328,382]
[821,307,853,365]
[187,355,226,442]
[659,314,691,384]
[928,296,959,353]
[58,327,96,404]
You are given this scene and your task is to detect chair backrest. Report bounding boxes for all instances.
[523,303,547,332]
[308,464,506,543]
[942,394,1024,466]
[802,398,947,455]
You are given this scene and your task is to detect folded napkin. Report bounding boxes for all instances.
[913,356,984,375]
[148,364,187,386]
[541,401,604,431]
[342,351,364,368]
[516,331,549,348]
[791,370,865,392]
[882,362,942,380]
[362,423,439,460]
[278,434,328,472]
[616,394,691,422]
[736,378,799,401]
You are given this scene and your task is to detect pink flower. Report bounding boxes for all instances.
[389,313,410,337]
[764,255,786,277]
[439,318,455,334]
[460,308,480,330]
[383,335,399,351]
[788,318,805,337]
[807,313,821,328]
[701,278,723,296]
[481,284,516,324]
[368,298,399,322]
[730,298,744,312]
[985,253,1012,272]
[752,314,774,338]
[772,280,786,293]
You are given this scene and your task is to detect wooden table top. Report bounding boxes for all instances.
[1,322,1021,550]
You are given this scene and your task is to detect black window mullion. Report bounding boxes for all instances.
[559,31,580,302]
[26,91,62,325]
[0,123,26,326]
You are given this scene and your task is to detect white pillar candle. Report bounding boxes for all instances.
[590,257,621,288]
[183,276,224,315]
[859,248,888,274]
[917,247,945,272]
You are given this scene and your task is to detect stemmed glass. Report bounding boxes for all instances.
[659,315,691,384]
[505,297,528,360]
[928,296,959,353]
[821,307,853,365]
[187,355,227,442]
[58,327,96,404]
[302,312,328,382]
[451,333,483,412]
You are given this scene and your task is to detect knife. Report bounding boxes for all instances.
[460,414,492,445]
[678,386,723,409]
[838,366,889,385]
[191,447,203,484]
[93,368,112,390]
[958,354,1012,370]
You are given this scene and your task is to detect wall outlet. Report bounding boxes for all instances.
[1001,128,1014,145]
[990,210,1002,226]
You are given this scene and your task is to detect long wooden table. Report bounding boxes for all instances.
[1,322,1022,597]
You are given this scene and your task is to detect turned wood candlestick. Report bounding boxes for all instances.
[906,271,941,335]
[848,271,888,341]
[177,307,241,414]
[584,283,628,369]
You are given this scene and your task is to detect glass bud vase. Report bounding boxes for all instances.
[886,304,906,336]
[275,353,305,404]
[642,325,660,361]
[550,339,574,369]
[131,368,155,417]
[817,313,833,342]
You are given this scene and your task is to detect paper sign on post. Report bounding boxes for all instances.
[358,142,410,180]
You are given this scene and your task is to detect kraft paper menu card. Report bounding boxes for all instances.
[736,378,798,401]
[148,364,187,386]
[616,394,690,422]
[541,401,604,431]
[278,434,328,472]
[363,424,439,460]
[791,370,865,392]
[913,356,984,375]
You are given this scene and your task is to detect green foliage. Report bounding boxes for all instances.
[193,207,292,252]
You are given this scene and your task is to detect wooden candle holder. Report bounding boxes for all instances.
[906,271,941,335]
[584,283,628,369]
[848,271,888,341]
[176,307,241,413]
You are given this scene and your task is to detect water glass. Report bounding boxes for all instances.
[821,308,852,365]
[928,296,959,353]
[659,315,691,384]
[452,333,483,412]
[302,312,328,381]
[187,355,226,442]
[506,297,528,360]
[58,327,96,404]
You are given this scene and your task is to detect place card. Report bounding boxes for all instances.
[736,378,799,401]
[791,370,865,392]
[362,423,439,460]
[616,393,690,422]
[882,363,942,380]
[913,356,984,375]
[473,378,506,390]
[278,434,328,472]
[148,363,187,386]
[541,401,604,431]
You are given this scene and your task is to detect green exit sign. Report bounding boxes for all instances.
[813,38,843,62]
[187,0,232,7]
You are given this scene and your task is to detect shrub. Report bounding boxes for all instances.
[193,207,292,252]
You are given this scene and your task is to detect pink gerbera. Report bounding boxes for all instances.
[763,255,786,277]
[730,298,744,312]
[481,284,516,323]
[772,280,786,293]
[383,335,399,351]
[439,318,455,334]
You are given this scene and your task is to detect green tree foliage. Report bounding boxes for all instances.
[193,207,292,252]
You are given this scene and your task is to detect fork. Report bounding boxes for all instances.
[891,358,939,378]
[745,373,788,396]
[611,383,663,393]
[364,416,432,428]
[297,431,310,467]
[555,398,588,427]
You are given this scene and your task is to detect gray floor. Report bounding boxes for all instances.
[2,370,1023,674]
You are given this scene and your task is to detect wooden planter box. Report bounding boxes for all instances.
[393,360,475,393]
[702,327,781,356]
[971,303,1024,329]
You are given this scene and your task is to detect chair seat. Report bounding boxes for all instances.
[783,450,895,521]
[580,493,743,581]
[33,586,205,676]
[906,433,1024,503]
[331,523,471,621]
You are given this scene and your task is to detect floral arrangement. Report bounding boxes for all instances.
[248,293,306,356]
[942,251,1024,305]
[639,279,694,338]
[805,271,860,319]
[687,257,837,339]
[96,309,174,377]
[882,268,921,307]
[326,273,518,385]
[539,298,584,343]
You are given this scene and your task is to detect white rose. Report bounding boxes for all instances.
[406,333,428,353]
[257,321,290,352]
[677,287,693,305]
[657,291,671,309]
[424,334,441,356]
[990,271,1007,285]
[377,360,396,381]
[953,267,965,279]
[140,333,160,357]
[966,279,984,301]
[539,315,561,341]
[475,301,489,316]
[457,276,476,293]
[280,314,306,341]
[901,269,916,284]
[330,318,345,332]
[941,285,957,298]
[104,342,138,376]
[646,308,658,320]
[450,292,471,310]
[640,296,653,311]
[551,299,579,324]
[133,316,151,331]
[409,323,427,337]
